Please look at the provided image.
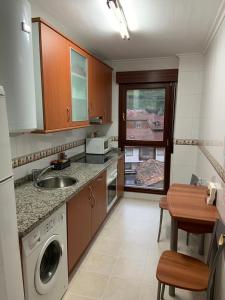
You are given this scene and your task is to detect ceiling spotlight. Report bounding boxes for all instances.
[107,0,130,40]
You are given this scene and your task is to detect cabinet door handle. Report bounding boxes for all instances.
[88,197,92,207]
[96,176,103,181]
[92,193,96,208]
[67,107,70,122]
[88,186,93,207]
[89,186,96,208]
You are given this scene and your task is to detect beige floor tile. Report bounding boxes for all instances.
[118,241,150,259]
[69,270,108,299]
[90,236,122,257]
[81,252,116,276]
[138,281,158,300]
[111,256,145,280]
[63,291,98,300]
[102,276,141,300]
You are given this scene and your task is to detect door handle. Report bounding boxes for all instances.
[122,112,126,121]
[88,197,92,207]
[89,186,95,208]
[67,107,70,122]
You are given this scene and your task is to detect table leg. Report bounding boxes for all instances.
[199,234,205,256]
[169,218,178,297]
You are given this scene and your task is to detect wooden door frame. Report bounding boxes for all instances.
[117,69,178,195]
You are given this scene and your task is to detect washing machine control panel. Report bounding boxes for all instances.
[43,213,64,234]
[22,206,65,256]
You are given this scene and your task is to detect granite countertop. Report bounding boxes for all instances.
[16,150,123,238]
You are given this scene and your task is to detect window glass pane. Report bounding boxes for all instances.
[126,89,165,141]
[125,146,165,190]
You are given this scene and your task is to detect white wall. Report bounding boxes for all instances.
[29,0,86,52]
[196,13,225,299]
[171,54,204,184]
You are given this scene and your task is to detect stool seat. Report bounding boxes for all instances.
[156,250,209,291]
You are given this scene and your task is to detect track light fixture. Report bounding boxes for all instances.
[107,0,130,40]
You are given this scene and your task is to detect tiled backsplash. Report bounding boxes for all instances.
[176,139,225,183]
[177,139,225,183]
[175,139,198,145]
[12,139,85,168]
[198,145,225,183]
[11,133,225,184]
[10,127,99,180]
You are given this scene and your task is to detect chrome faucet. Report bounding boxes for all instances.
[32,165,55,182]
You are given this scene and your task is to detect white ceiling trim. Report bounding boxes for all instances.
[204,0,225,53]
[176,52,202,58]
[110,56,177,63]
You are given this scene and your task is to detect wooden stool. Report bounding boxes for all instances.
[156,219,224,300]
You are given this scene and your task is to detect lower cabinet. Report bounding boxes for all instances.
[90,171,107,236]
[117,155,125,199]
[67,171,107,273]
[67,185,92,273]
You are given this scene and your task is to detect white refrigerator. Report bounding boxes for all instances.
[0,86,24,300]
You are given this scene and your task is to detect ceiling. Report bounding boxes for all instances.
[29,0,222,60]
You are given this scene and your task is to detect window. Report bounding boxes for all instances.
[125,148,133,156]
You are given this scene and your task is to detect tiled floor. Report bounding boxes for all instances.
[63,197,205,300]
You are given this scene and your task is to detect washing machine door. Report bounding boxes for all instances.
[35,234,63,295]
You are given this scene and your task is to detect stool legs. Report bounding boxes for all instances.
[186,232,190,245]
[186,233,205,255]
[157,208,164,242]
[157,282,162,300]
[161,284,165,299]
[199,234,205,255]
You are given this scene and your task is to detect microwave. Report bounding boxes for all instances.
[86,137,111,155]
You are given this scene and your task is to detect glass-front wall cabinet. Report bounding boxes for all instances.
[70,48,88,122]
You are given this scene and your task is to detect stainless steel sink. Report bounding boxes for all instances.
[34,176,78,189]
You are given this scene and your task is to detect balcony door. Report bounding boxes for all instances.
[118,79,176,194]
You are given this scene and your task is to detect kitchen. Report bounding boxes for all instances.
[0,0,225,300]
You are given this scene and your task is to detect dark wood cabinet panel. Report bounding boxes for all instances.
[88,56,103,118]
[91,171,107,236]
[67,185,92,273]
[117,155,125,199]
[40,23,71,131]
[103,66,112,124]
[88,56,112,124]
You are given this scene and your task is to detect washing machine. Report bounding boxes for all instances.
[22,204,68,300]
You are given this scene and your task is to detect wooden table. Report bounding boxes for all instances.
[167,184,219,297]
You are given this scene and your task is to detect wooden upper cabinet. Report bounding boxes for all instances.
[68,42,89,127]
[88,56,102,118]
[32,18,112,132]
[33,21,71,132]
[103,66,112,124]
[88,56,112,124]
